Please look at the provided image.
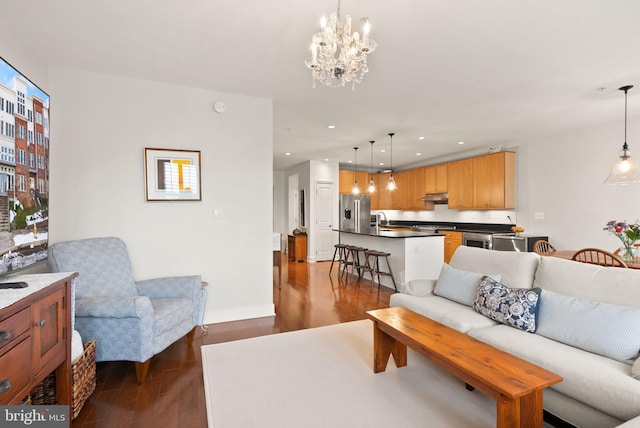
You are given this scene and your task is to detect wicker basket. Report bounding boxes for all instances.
[31,341,96,420]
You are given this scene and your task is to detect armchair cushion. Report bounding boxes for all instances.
[136,275,202,300]
[75,296,154,319]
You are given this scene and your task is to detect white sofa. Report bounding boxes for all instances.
[390,246,640,428]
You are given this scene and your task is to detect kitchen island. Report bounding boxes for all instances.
[337,228,444,290]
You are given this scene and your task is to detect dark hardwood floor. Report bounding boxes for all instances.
[71,255,393,428]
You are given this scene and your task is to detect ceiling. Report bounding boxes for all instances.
[5,0,640,171]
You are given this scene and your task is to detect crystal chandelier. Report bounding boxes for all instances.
[304,0,377,90]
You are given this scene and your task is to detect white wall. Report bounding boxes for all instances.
[49,68,274,324]
[516,115,640,251]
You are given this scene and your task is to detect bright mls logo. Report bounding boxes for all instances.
[1,406,69,427]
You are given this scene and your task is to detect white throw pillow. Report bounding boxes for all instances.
[536,289,640,362]
[433,264,501,307]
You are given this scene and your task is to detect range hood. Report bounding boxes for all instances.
[419,192,449,203]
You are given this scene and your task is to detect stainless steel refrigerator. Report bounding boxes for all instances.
[339,194,371,232]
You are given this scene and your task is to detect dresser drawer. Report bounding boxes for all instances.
[0,307,30,354]
[0,337,32,404]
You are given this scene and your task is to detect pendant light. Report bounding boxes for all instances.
[368,140,376,193]
[352,147,360,194]
[605,85,640,184]
[387,132,397,190]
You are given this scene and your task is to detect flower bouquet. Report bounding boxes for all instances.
[604,220,640,262]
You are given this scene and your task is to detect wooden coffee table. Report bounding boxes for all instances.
[366,307,562,428]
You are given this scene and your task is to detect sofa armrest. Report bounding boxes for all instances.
[75,296,154,319]
[136,275,202,300]
[402,279,437,296]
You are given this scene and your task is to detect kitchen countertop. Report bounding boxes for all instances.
[336,228,443,238]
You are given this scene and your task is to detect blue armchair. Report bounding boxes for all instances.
[48,237,206,383]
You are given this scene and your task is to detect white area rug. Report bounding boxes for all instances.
[202,319,520,427]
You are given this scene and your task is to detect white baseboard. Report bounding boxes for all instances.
[203,304,276,325]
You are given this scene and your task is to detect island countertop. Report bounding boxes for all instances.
[336,228,442,238]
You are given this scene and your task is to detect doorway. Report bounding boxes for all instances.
[314,180,335,261]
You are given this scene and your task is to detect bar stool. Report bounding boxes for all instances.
[363,249,397,291]
[342,245,367,282]
[329,243,348,276]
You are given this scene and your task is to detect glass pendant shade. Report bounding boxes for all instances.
[387,132,396,191]
[388,173,396,190]
[352,147,360,194]
[368,177,376,193]
[368,140,375,193]
[605,85,640,184]
[604,145,640,184]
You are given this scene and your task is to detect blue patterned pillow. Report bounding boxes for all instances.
[473,276,541,333]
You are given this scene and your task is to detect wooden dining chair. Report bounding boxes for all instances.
[571,248,628,268]
[533,240,556,255]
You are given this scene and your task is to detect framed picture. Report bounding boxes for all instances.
[144,148,202,201]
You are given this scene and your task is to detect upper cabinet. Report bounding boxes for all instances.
[473,152,515,209]
[339,151,515,211]
[424,163,448,194]
[339,170,369,194]
[447,158,475,209]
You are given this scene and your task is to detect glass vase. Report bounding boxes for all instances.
[619,245,637,262]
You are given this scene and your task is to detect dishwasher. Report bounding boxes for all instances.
[492,235,549,252]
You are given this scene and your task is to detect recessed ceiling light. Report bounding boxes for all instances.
[285,152,291,156]
[324,158,329,161]
[416,153,422,156]
[348,160,352,163]
[328,125,336,129]
[379,162,384,166]
[380,149,386,153]
[418,136,425,140]
[458,141,465,145]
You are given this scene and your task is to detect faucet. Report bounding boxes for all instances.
[375,212,388,228]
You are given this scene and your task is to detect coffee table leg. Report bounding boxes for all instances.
[520,390,543,428]
[372,322,407,373]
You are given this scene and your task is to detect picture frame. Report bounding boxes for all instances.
[144,148,202,201]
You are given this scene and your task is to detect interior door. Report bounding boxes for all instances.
[315,181,334,261]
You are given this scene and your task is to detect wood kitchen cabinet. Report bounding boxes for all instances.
[441,231,463,263]
[377,172,392,209]
[473,152,515,209]
[447,158,474,209]
[391,171,409,210]
[288,233,307,262]
[0,273,77,405]
[409,166,426,210]
[339,170,370,194]
[424,163,448,194]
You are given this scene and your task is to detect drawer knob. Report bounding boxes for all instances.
[0,330,10,345]
[0,380,12,395]
[35,320,46,327]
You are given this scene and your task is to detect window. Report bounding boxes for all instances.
[36,133,42,145]
[35,112,42,124]
[29,153,34,168]
[17,125,26,140]
[37,155,44,169]
[27,110,32,122]
[38,178,45,193]
[17,174,26,192]
[5,123,14,138]
[28,130,33,143]
[0,121,3,135]
[18,149,26,165]
[0,97,3,111]
[6,102,14,115]
[16,91,25,116]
